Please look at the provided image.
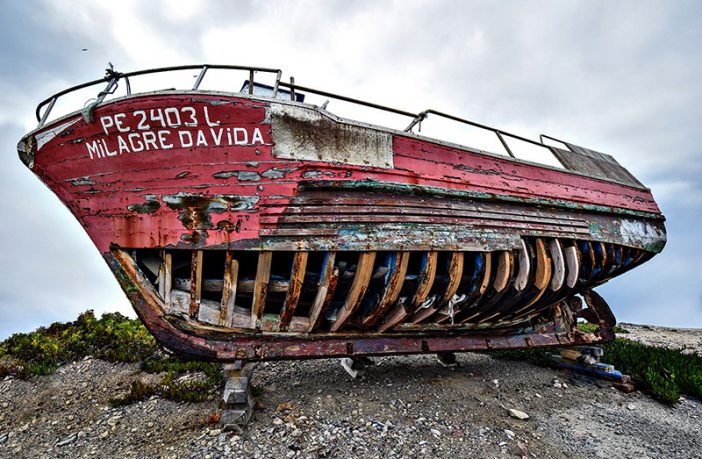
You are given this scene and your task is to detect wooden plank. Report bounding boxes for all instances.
[277,251,309,331]
[189,250,203,318]
[306,252,337,332]
[220,252,239,327]
[250,251,272,329]
[330,251,377,332]
[362,252,409,328]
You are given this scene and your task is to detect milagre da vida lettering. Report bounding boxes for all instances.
[87,105,265,160]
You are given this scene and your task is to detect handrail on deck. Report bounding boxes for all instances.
[35,64,282,127]
[34,63,574,161]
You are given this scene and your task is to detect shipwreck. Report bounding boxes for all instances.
[18,64,666,367]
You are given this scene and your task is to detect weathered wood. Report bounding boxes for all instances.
[479,252,492,295]
[565,242,580,288]
[515,240,530,291]
[412,251,464,323]
[307,252,337,332]
[331,251,377,332]
[362,252,409,328]
[220,253,239,327]
[549,239,565,291]
[158,250,166,300]
[251,252,272,329]
[189,250,203,318]
[493,251,513,292]
[519,238,553,310]
[277,251,309,331]
[411,251,438,312]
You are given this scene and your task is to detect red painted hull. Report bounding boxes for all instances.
[19,90,666,360]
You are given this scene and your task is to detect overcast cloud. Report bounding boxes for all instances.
[1,0,700,338]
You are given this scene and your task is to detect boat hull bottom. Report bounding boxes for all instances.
[105,239,628,362]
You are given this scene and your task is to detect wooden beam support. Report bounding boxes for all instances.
[250,252,272,329]
[220,252,239,327]
[189,250,203,319]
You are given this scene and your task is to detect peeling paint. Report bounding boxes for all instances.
[213,171,262,181]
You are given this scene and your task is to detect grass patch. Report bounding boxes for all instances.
[0,310,225,405]
[488,334,702,404]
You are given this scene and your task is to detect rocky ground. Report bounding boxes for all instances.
[1,324,701,459]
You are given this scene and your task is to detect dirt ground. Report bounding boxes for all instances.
[1,324,700,459]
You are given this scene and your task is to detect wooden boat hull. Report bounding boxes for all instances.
[19,89,666,361]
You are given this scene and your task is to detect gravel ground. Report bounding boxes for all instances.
[1,329,701,458]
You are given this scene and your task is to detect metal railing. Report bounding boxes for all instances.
[36,64,282,127]
[34,63,566,167]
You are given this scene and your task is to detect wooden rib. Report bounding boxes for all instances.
[414,251,465,324]
[533,239,552,290]
[479,252,492,295]
[158,250,166,300]
[362,252,410,328]
[277,252,309,331]
[377,251,438,332]
[330,252,377,332]
[520,238,553,309]
[515,240,530,291]
[163,252,172,306]
[579,241,595,286]
[307,252,338,332]
[436,252,486,323]
[219,252,239,327]
[189,250,203,318]
[549,239,565,291]
[493,251,513,292]
[440,252,465,306]
[412,251,438,311]
[565,243,580,288]
[250,251,272,329]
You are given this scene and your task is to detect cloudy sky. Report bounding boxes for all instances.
[0,0,700,338]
